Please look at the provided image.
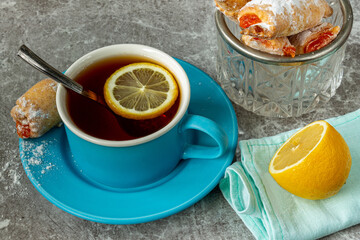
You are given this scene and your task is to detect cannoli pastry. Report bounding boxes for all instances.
[214,0,251,22]
[11,79,61,138]
[289,22,341,54]
[238,0,333,39]
[242,35,296,57]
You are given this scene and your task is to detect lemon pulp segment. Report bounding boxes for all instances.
[272,123,324,171]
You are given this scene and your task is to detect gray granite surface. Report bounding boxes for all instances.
[1,0,360,239]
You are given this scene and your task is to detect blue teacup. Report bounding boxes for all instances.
[56,44,229,190]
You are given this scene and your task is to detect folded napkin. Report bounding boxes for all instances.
[220,109,360,240]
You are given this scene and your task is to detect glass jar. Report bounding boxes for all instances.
[215,0,353,117]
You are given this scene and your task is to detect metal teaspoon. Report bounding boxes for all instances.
[17,44,106,106]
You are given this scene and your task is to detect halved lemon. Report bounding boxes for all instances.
[104,62,179,120]
[269,120,352,200]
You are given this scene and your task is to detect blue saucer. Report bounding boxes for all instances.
[19,58,238,224]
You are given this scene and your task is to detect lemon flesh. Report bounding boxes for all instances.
[104,62,179,120]
[272,124,324,171]
[269,120,352,200]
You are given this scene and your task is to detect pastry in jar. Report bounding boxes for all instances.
[241,35,296,57]
[289,22,341,54]
[214,0,251,22]
[238,0,333,39]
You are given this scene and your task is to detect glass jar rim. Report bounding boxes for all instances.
[215,0,353,66]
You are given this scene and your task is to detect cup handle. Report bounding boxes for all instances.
[180,114,229,159]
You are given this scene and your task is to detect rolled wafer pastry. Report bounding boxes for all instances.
[289,22,341,54]
[242,35,296,57]
[238,0,333,39]
[214,0,251,22]
[11,79,61,138]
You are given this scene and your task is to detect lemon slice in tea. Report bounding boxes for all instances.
[104,62,179,120]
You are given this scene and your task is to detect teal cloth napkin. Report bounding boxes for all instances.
[220,109,360,240]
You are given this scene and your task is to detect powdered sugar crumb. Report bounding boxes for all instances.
[27,157,42,165]
[27,145,44,165]
[0,150,24,191]
[0,219,10,229]
[9,169,20,186]
[41,163,55,174]
[20,140,57,177]
[15,96,50,135]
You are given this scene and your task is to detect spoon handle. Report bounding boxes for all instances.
[17,45,104,105]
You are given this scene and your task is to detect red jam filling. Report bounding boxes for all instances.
[16,121,31,138]
[283,46,296,58]
[253,37,271,47]
[239,14,262,29]
[305,31,334,53]
[253,38,296,57]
